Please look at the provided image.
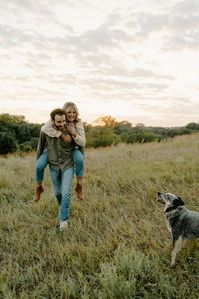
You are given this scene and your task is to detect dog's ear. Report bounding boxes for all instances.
[165,197,185,212]
[174,197,185,207]
[177,197,185,206]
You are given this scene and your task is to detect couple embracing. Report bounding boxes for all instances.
[35,102,86,231]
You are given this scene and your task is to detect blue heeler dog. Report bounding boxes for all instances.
[157,192,199,266]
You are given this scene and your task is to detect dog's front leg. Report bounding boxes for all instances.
[171,236,182,267]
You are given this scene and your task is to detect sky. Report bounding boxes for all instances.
[0,0,199,127]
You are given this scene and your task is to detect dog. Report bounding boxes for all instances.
[157,192,199,266]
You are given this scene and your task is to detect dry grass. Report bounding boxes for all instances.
[1,133,199,298]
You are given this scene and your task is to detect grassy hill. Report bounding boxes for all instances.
[1,134,199,298]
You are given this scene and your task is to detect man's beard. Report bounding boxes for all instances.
[54,124,64,131]
[56,126,64,131]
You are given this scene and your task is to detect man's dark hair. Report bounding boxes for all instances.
[50,108,66,120]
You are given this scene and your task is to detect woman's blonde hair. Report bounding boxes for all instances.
[62,102,80,122]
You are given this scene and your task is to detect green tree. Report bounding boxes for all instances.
[114,120,132,135]
[86,127,120,148]
[0,113,41,154]
[185,122,199,130]
[0,131,17,154]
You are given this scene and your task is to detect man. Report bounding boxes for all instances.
[36,108,76,231]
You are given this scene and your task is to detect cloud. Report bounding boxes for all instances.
[1,0,199,126]
[1,0,58,19]
[126,12,168,37]
[99,66,175,80]
[123,6,199,50]
[163,13,199,50]
[81,27,130,49]
[171,0,199,15]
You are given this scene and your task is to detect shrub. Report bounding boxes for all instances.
[97,247,176,299]
[0,131,17,154]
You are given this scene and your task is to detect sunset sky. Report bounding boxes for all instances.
[1,0,199,127]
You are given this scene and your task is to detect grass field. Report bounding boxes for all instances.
[1,133,199,298]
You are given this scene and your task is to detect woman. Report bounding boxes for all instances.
[34,102,86,202]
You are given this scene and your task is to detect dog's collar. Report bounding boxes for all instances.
[165,206,182,213]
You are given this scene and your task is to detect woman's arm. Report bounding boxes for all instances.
[67,120,86,147]
[41,119,62,138]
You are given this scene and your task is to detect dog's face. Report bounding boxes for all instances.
[157,192,185,212]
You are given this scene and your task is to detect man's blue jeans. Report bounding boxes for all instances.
[50,167,74,221]
[36,148,84,183]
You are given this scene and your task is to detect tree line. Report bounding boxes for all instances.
[1,113,199,155]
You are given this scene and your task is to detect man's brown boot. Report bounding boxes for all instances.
[75,183,84,200]
[34,184,44,202]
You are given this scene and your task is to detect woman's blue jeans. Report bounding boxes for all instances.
[50,167,74,221]
[36,148,84,183]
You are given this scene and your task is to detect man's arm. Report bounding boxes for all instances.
[37,130,47,159]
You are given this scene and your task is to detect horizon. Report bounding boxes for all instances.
[1,0,199,127]
[1,111,197,129]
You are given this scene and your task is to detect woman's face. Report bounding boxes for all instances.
[66,107,77,122]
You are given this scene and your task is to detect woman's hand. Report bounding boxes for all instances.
[61,134,73,143]
[67,124,77,137]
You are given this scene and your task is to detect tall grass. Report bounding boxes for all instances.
[1,134,199,298]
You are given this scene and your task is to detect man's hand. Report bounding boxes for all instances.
[61,134,73,143]
[67,125,77,137]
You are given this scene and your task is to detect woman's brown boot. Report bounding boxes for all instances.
[75,183,84,200]
[34,184,44,202]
